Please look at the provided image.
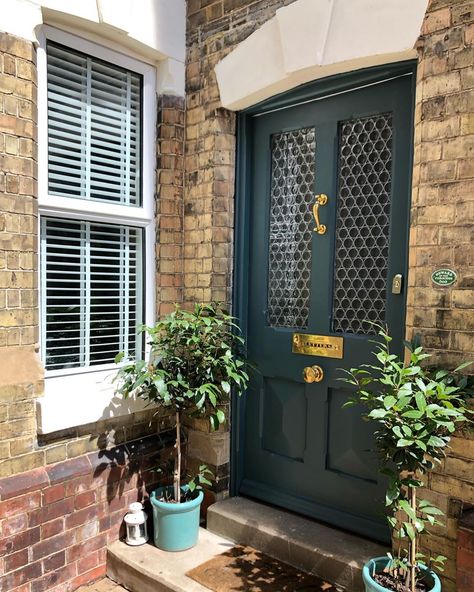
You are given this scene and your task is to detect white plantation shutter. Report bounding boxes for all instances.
[47,42,142,205]
[41,217,143,370]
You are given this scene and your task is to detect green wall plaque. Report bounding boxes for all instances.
[431,268,457,287]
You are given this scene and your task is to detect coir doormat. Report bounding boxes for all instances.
[186,545,341,591]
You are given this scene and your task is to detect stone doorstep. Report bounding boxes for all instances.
[207,497,388,592]
[107,497,386,592]
[107,529,236,592]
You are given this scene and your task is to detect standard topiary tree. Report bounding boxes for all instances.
[115,302,249,503]
[342,325,472,592]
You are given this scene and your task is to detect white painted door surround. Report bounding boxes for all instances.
[215,0,428,111]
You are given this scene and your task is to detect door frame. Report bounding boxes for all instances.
[230,61,417,503]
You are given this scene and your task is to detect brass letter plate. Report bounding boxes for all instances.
[292,333,344,359]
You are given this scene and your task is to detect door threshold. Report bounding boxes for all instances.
[207,497,388,592]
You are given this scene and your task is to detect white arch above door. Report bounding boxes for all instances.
[215,0,428,111]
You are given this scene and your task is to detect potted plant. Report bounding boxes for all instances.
[115,303,249,551]
[342,326,471,592]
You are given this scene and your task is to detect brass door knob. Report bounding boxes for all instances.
[302,365,324,383]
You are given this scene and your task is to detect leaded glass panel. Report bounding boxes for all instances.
[267,128,315,328]
[331,114,393,334]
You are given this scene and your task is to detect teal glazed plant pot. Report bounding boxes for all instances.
[150,486,204,551]
[362,557,441,592]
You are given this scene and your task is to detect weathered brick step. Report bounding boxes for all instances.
[207,497,388,592]
[107,529,235,592]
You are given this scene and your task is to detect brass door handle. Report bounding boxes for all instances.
[303,365,324,383]
[313,194,328,235]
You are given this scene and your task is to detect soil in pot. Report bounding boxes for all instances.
[374,573,430,592]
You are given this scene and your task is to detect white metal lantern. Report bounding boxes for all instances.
[124,502,148,546]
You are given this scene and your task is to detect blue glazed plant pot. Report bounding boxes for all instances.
[362,557,441,592]
[150,486,204,551]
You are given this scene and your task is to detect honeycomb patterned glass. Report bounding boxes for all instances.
[267,127,316,329]
[332,113,393,334]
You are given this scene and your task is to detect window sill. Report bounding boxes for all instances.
[36,368,152,434]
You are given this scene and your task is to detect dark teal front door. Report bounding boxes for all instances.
[238,72,414,541]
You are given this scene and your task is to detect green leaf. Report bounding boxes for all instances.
[216,409,226,424]
[404,523,416,540]
[369,409,388,419]
[454,361,472,372]
[208,390,217,407]
[421,506,444,516]
[428,435,446,447]
[415,392,426,412]
[383,396,396,410]
[415,439,427,451]
[397,396,412,409]
[399,500,417,521]
[402,410,423,419]
[392,426,403,439]
[221,381,231,394]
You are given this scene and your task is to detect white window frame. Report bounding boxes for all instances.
[36,26,156,433]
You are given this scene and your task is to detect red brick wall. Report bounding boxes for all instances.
[0,434,171,592]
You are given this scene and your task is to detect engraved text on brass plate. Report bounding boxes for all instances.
[292,333,344,359]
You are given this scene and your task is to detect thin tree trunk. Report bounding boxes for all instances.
[410,486,417,592]
[174,410,181,503]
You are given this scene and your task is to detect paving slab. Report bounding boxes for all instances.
[107,528,235,592]
[207,497,388,591]
[77,578,127,592]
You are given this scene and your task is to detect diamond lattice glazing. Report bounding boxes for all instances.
[267,128,316,329]
[332,114,393,334]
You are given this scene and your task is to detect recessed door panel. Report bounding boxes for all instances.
[326,388,378,483]
[262,378,307,462]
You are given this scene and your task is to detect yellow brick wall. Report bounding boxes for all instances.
[0,33,43,476]
[408,2,474,589]
[184,0,298,311]
[408,0,474,368]
[156,95,186,317]
[0,33,180,478]
[185,0,473,585]
[0,34,38,348]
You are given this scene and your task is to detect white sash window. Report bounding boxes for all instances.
[37,27,156,432]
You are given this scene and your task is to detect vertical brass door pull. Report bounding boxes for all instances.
[313,194,328,234]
